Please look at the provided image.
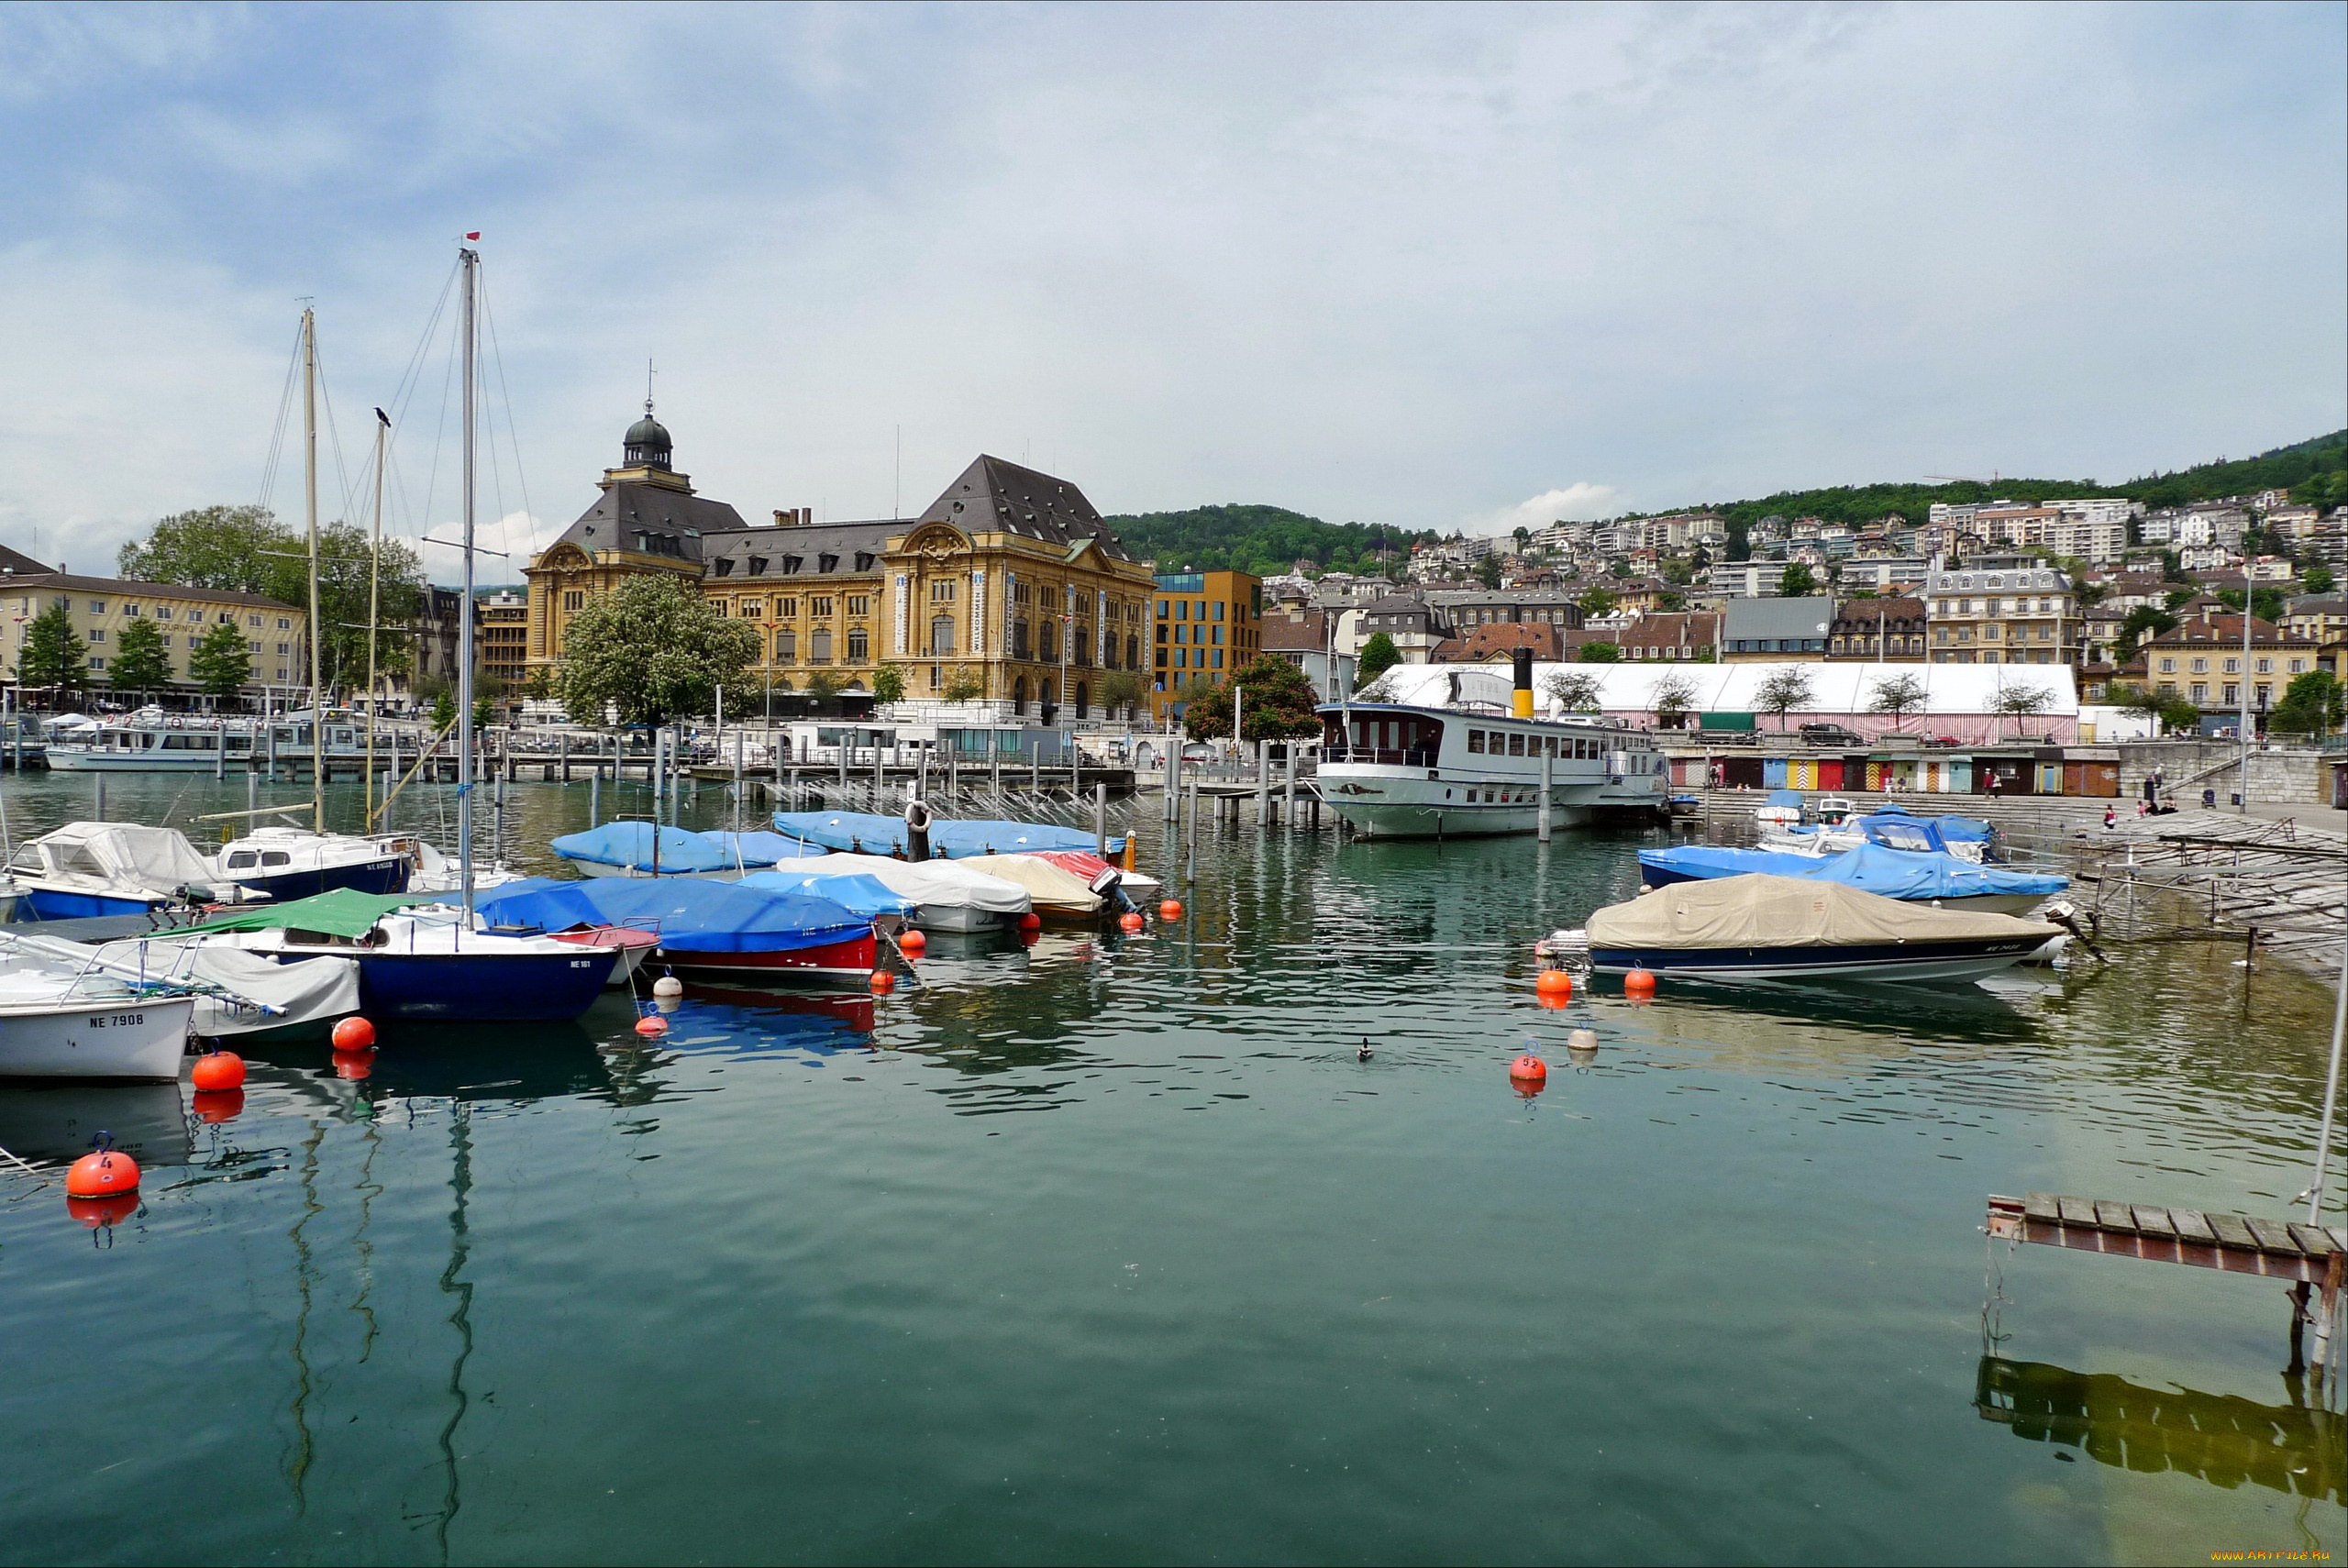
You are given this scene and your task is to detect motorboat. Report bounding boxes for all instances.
[751,852,1031,933]
[1636,842,2069,915]
[460,878,876,987]
[208,826,412,901]
[0,940,198,1078]
[770,810,1123,859]
[1017,849,1162,897]
[551,823,749,880]
[1754,790,1808,831]
[5,823,219,921]
[958,855,1112,921]
[183,890,620,1021]
[1760,804,2000,864]
[1545,875,2061,986]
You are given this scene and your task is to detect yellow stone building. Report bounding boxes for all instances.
[0,544,307,701]
[523,410,1157,720]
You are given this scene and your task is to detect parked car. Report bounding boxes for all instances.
[1797,723,1865,748]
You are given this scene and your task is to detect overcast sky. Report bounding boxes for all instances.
[2,2,2341,581]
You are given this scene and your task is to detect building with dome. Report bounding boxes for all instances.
[521,404,1159,719]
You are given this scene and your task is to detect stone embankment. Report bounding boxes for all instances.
[1679,789,2346,977]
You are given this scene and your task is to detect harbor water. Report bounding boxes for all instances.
[0,771,2340,1564]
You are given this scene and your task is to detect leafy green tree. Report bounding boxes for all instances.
[2304,565,2334,594]
[1866,672,1929,734]
[1651,673,1699,729]
[1660,558,1695,586]
[430,689,458,731]
[1181,657,1321,742]
[188,617,255,699]
[869,664,906,704]
[1578,640,1621,663]
[803,670,845,706]
[15,601,84,692]
[1754,668,1816,730]
[556,574,758,728]
[1355,632,1401,690]
[1512,526,1531,554]
[1542,669,1603,712]
[117,504,283,589]
[2116,605,2177,665]
[2214,586,2287,624]
[1576,586,1618,618]
[941,668,986,702]
[472,697,495,732]
[1656,591,1688,613]
[1098,668,1148,715]
[2272,670,2342,736]
[1778,562,1820,598]
[1474,555,1502,590]
[107,617,173,691]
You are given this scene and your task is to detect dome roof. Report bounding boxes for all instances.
[623,403,672,469]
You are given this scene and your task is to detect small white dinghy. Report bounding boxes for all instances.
[0,946,195,1080]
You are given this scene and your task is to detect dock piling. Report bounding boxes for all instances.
[1538,754,1553,842]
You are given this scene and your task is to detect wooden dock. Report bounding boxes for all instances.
[1988,1192,2347,1284]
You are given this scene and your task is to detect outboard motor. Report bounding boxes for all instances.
[903,796,935,862]
[1087,865,1134,915]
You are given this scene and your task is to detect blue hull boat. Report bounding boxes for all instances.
[221,856,410,903]
[349,947,617,1021]
[17,889,161,922]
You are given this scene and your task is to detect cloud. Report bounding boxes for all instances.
[1472,485,1623,539]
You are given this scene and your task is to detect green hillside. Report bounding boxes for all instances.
[1102,503,1436,579]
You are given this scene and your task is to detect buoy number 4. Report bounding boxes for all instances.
[89,1014,146,1028]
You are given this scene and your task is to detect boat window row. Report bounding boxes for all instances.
[1466,728,1611,759]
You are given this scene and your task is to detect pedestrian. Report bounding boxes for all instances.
[2202,787,2216,810]
[2103,805,2117,829]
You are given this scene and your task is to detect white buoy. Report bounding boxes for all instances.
[1567,1028,1599,1056]
[652,976,683,999]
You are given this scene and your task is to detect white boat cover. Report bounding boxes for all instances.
[1586,874,2059,950]
[767,853,1032,916]
[9,823,216,891]
[957,855,1102,915]
[95,938,360,1036]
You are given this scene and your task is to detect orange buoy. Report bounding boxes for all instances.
[189,1049,246,1093]
[332,1047,373,1080]
[1159,900,1184,921]
[634,1013,670,1037]
[66,1138,138,1198]
[192,1088,245,1124]
[1017,912,1043,932]
[330,1015,376,1051]
[1119,911,1146,933]
[869,970,896,995]
[68,1192,139,1230]
[1535,969,1572,997]
[899,928,927,954]
[1509,1054,1547,1084]
[1623,968,1657,994]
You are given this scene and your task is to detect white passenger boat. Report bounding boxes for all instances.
[1314,657,1668,840]
[42,708,430,774]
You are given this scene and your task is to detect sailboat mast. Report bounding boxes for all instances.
[304,308,325,833]
[365,408,387,829]
[458,247,479,920]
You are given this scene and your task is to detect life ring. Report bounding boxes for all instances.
[903,798,934,833]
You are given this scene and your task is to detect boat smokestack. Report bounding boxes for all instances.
[1512,647,1534,719]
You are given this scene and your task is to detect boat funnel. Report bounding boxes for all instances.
[1512,648,1534,719]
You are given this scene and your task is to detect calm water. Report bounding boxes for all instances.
[0,770,2342,1565]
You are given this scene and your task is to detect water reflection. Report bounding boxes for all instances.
[0,1081,190,1165]
[1977,1356,2342,1501]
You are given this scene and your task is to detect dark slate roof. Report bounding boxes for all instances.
[547,481,749,563]
[912,455,1135,562]
[701,519,900,583]
[0,544,56,576]
[0,570,297,610]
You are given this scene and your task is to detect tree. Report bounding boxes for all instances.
[2113,682,2199,735]
[189,617,255,699]
[2116,605,2177,665]
[1578,640,1621,663]
[1356,632,1401,690]
[472,696,495,732]
[1512,526,1531,554]
[556,573,759,728]
[1182,656,1321,742]
[1098,668,1148,716]
[16,601,84,693]
[1754,668,1815,730]
[429,689,458,731]
[1607,557,1634,580]
[1543,669,1603,712]
[1992,682,2054,738]
[523,666,555,701]
[2272,670,2343,737]
[2215,585,2287,624]
[118,504,283,589]
[802,669,846,706]
[1576,586,1618,618]
[1660,558,1695,586]
[2306,565,2335,594]
[1866,672,1929,734]
[869,664,906,705]
[1651,673,1699,729]
[1474,555,1502,590]
[107,617,173,692]
[941,668,986,702]
[1778,562,1820,598]
[1656,591,1688,613]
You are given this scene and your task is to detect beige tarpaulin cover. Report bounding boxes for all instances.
[958,855,1102,915]
[1587,874,2060,949]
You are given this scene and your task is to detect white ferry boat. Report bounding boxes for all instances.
[1313,657,1667,839]
[42,710,426,774]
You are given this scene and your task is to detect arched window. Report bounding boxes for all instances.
[811,628,833,663]
[930,614,956,656]
[1013,676,1027,714]
[774,628,795,661]
[1075,682,1089,718]
[1038,678,1055,708]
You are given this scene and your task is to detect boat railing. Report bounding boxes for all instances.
[1321,745,1435,767]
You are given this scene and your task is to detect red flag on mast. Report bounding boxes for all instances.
[464,231,481,240]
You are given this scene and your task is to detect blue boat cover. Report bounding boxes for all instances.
[457,878,869,953]
[1640,843,2066,900]
[551,822,734,874]
[1851,812,1995,855]
[770,811,1124,858]
[698,830,827,867]
[1765,790,1804,809]
[737,870,919,922]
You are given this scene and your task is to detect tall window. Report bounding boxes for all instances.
[563,591,584,612]
[775,628,796,661]
[812,597,834,618]
[1013,676,1028,714]
[1125,634,1137,669]
[932,580,957,602]
[811,628,834,663]
[1013,619,1031,659]
[1040,621,1058,661]
[847,628,868,662]
[930,615,955,656]
[1075,682,1089,718]
[847,595,869,615]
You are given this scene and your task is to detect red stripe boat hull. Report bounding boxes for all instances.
[650,931,876,985]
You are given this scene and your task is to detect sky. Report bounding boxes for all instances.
[1,1,2342,583]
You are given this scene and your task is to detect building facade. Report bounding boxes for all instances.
[1826,597,1927,660]
[0,546,307,703]
[522,411,1157,722]
[1923,564,2083,666]
[480,588,528,689]
[1151,569,1263,718]
[1721,596,1834,661]
[2142,614,2324,714]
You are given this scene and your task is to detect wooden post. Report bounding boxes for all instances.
[1283,746,1297,830]
[1094,782,1109,858]
[1185,778,1199,881]
[1256,743,1269,825]
[1538,752,1553,842]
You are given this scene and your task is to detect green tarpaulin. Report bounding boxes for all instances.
[178,888,435,939]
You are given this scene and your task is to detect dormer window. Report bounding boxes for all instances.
[818,553,838,573]
[854,552,875,571]
[714,558,734,577]
[782,556,803,574]
[748,557,768,575]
